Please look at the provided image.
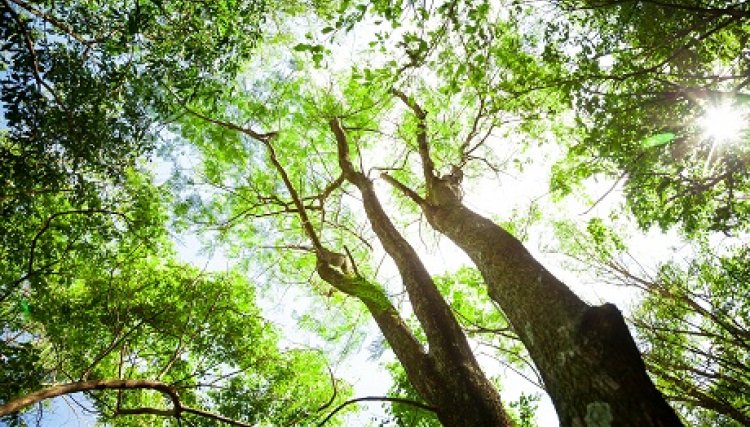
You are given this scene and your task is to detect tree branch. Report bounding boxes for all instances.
[0,380,179,417]
[0,379,255,427]
[379,173,426,206]
[7,0,91,44]
[317,396,435,427]
[3,0,73,123]
[391,89,435,183]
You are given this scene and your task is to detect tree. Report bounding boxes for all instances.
[633,246,749,426]
[0,171,350,426]
[4,0,748,425]
[538,1,750,423]
[545,0,750,234]
[171,1,683,424]
[1,0,267,306]
[1,1,357,425]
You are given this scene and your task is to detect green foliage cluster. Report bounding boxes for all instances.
[0,174,347,425]
[1,0,355,425]
[543,0,750,234]
[1,0,266,305]
[635,245,749,426]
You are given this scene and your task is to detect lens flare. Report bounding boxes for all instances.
[700,103,747,142]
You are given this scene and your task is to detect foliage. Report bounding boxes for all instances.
[0,172,350,425]
[508,392,541,427]
[1,2,355,422]
[542,0,750,233]
[634,245,750,426]
[384,362,441,427]
[3,0,750,425]
[0,0,267,302]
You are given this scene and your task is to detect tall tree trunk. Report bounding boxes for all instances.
[330,119,513,427]
[382,89,684,427]
[421,183,684,427]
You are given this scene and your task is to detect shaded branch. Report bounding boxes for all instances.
[0,380,180,417]
[3,0,73,122]
[317,396,436,427]
[8,0,92,44]
[0,379,256,427]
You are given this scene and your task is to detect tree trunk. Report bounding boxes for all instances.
[380,89,684,426]
[422,194,684,427]
[329,119,514,426]
[195,114,514,426]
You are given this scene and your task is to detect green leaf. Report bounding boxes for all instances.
[641,132,675,148]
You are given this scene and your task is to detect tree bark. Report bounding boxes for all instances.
[421,188,684,426]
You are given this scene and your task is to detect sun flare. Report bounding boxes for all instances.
[700,103,748,142]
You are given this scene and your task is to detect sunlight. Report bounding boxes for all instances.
[699,102,748,143]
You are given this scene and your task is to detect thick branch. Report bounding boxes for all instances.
[0,380,180,417]
[329,118,511,426]
[315,262,431,392]
[1,379,255,427]
[420,199,683,426]
[330,118,366,186]
[380,173,426,206]
[331,118,473,357]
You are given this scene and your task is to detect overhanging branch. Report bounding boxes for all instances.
[0,379,254,427]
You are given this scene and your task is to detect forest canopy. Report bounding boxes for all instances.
[1,0,748,426]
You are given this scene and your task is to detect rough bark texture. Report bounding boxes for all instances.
[330,118,513,427]
[422,190,684,427]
